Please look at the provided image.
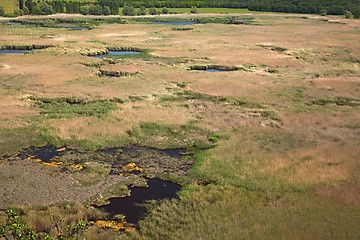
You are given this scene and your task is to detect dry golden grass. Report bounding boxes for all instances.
[49,102,192,140]
[0,92,38,120]
[259,142,359,185]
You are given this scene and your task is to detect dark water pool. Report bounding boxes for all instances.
[160,148,187,157]
[92,51,141,58]
[17,145,64,162]
[152,21,196,26]
[96,178,180,224]
[0,50,31,55]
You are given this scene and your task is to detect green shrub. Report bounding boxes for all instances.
[190,6,197,14]
[0,209,37,240]
[149,7,157,15]
[89,5,103,15]
[344,10,354,19]
[138,6,146,15]
[162,7,169,14]
[122,4,135,16]
[80,6,89,15]
[319,9,327,16]
[102,6,111,15]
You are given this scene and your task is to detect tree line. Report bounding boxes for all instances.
[5,0,358,18]
[247,0,360,18]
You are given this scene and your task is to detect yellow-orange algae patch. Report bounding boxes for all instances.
[69,163,84,171]
[94,220,135,232]
[56,147,66,152]
[43,161,63,167]
[122,163,144,173]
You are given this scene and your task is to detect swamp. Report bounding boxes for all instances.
[0,12,359,239]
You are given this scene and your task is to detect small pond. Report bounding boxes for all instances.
[70,27,89,31]
[92,51,141,58]
[152,21,196,25]
[0,49,31,55]
[96,178,180,224]
[205,68,226,72]
[7,21,23,26]
[160,148,187,158]
[17,145,66,162]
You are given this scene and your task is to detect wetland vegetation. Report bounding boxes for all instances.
[0,10,360,240]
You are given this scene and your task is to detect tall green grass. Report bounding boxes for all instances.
[139,187,360,239]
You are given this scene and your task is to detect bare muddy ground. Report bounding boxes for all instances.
[0,158,123,209]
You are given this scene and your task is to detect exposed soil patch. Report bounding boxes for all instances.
[0,158,123,209]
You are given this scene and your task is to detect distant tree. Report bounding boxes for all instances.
[79,6,89,15]
[38,1,53,15]
[103,6,111,15]
[89,5,103,15]
[138,6,146,15]
[190,6,197,14]
[19,0,25,10]
[25,0,35,13]
[122,4,135,16]
[0,7,4,16]
[352,6,360,18]
[162,7,169,14]
[31,1,53,15]
[319,9,327,16]
[149,7,157,15]
[23,6,29,14]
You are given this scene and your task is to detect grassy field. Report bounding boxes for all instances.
[0,13,359,239]
[0,0,18,14]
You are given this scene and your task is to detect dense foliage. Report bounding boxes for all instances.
[247,0,360,17]
[14,0,359,18]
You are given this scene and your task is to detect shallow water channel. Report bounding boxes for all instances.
[0,49,31,54]
[152,21,196,25]
[92,51,141,58]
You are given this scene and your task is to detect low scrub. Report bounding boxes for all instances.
[310,97,360,107]
[190,65,239,71]
[30,96,122,118]
[0,44,53,50]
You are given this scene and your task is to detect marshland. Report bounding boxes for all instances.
[0,8,359,240]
